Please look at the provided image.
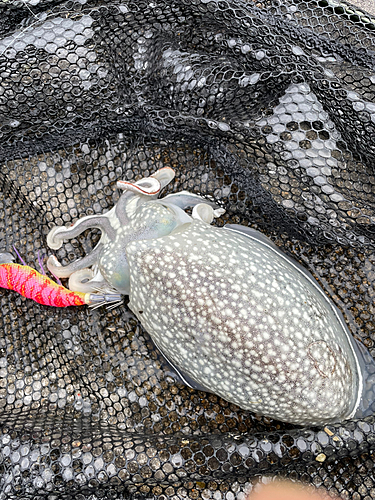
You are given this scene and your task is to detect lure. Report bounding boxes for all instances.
[0,253,121,308]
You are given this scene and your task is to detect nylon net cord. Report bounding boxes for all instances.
[1,0,375,498]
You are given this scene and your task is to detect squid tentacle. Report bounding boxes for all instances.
[68,268,108,294]
[161,190,223,211]
[46,243,104,278]
[47,214,116,250]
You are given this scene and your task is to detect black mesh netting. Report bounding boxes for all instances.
[1,0,375,498]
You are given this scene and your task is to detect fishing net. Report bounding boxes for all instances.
[1,0,375,498]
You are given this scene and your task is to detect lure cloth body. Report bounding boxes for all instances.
[0,262,87,307]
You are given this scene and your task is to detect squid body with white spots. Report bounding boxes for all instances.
[47,167,375,426]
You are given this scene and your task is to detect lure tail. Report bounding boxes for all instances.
[88,286,123,310]
[0,253,122,308]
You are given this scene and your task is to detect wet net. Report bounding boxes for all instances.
[1,0,375,498]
